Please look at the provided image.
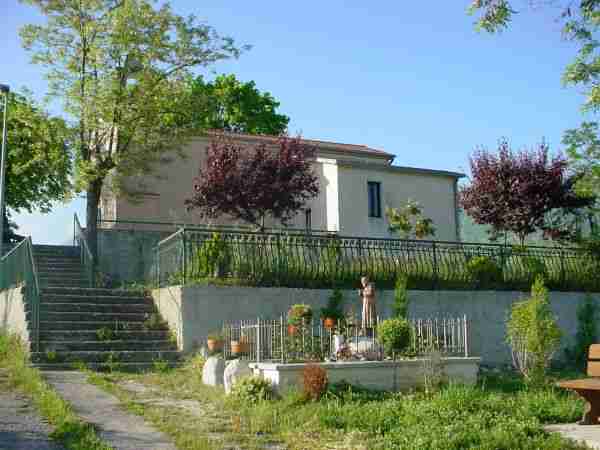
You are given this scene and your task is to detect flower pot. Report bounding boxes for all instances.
[323,317,336,329]
[287,324,298,336]
[231,340,242,355]
[207,339,223,352]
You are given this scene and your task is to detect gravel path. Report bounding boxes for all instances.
[0,382,65,450]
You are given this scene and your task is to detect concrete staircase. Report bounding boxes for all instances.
[31,245,180,371]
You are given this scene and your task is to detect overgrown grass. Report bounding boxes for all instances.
[89,356,593,450]
[0,331,113,450]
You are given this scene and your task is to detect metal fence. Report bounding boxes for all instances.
[74,214,95,288]
[221,314,469,363]
[0,237,40,350]
[151,227,600,291]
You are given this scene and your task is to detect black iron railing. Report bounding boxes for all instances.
[152,227,600,291]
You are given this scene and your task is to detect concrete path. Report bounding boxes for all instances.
[44,371,177,450]
[545,423,600,449]
[0,390,66,450]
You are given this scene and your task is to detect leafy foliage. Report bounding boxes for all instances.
[507,277,563,382]
[229,376,274,403]
[460,139,591,244]
[468,1,600,200]
[20,0,246,258]
[565,294,599,370]
[302,364,328,401]
[320,288,345,321]
[386,199,436,239]
[186,136,319,229]
[192,232,230,278]
[466,255,503,287]
[392,274,409,319]
[288,304,313,326]
[377,318,412,357]
[190,74,289,135]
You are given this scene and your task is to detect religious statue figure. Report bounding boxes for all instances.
[359,276,377,333]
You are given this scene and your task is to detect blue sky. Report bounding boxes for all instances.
[0,1,589,244]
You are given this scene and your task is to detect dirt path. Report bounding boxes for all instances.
[0,370,65,450]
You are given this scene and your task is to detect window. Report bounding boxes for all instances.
[367,182,381,218]
[305,208,312,230]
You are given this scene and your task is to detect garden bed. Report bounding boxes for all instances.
[250,357,481,393]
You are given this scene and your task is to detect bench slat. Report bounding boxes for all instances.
[589,361,600,377]
[589,344,600,360]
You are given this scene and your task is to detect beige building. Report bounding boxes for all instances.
[100,133,464,240]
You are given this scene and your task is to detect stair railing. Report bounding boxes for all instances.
[74,214,95,288]
[0,237,41,351]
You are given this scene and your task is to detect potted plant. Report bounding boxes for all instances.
[287,304,313,335]
[207,332,224,352]
[230,340,242,355]
[320,288,345,329]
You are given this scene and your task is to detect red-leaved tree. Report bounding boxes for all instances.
[186,136,320,229]
[460,139,592,245]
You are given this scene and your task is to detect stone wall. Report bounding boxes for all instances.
[151,285,597,366]
[0,285,30,348]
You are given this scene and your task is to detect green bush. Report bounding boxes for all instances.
[522,256,547,282]
[466,255,503,286]
[507,277,562,382]
[320,288,345,321]
[288,304,313,326]
[229,376,274,403]
[377,318,412,356]
[392,274,409,319]
[193,232,230,278]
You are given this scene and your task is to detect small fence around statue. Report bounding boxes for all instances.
[221,314,469,363]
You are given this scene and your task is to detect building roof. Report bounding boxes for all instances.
[204,130,395,161]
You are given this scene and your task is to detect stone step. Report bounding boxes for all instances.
[41,287,149,298]
[38,340,177,352]
[32,361,181,372]
[40,303,155,314]
[30,350,181,364]
[33,244,79,253]
[40,320,159,331]
[40,311,150,322]
[40,293,151,305]
[40,278,89,287]
[39,330,171,341]
[38,268,85,276]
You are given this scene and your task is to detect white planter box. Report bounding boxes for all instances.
[250,357,481,392]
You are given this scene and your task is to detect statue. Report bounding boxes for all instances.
[359,276,377,334]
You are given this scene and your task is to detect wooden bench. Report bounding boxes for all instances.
[559,344,600,425]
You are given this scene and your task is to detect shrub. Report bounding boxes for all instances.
[392,274,409,319]
[302,364,328,401]
[466,255,503,287]
[320,288,345,321]
[229,376,274,403]
[377,318,412,357]
[522,256,547,282]
[194,232,230,278]
[507,277,562,382]
[565,294,598,370]
[288,304,313,326]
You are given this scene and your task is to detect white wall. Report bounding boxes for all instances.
[337,164,458,240]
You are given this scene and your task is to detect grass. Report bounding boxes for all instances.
[87,355,594,450]
[0,331,113,450]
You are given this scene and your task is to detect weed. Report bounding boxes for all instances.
[96,327,115,342]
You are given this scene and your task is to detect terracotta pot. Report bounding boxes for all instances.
[287,324,298,336]
[323,317,336,329]
[231,340,242,355]
[207,339,223,352]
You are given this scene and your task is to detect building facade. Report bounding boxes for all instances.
[99,133,464,241]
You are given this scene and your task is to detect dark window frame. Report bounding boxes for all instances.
[305,208,312,230]
[367,181,382,218]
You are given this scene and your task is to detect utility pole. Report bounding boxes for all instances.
[0,84,10,257]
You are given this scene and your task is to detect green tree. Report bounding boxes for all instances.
[392,275,409,319]
[467,1,600,196]
[386,199,436,240]
[20,0,247,259]
[1,91,71,242]
[191,74,289,135]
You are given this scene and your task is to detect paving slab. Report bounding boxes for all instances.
[43,371,177,450]
[0,390,66,450]
[545,423,600,449]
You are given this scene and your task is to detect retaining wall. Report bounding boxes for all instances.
[150,285,598,366]
[0,286,30,347]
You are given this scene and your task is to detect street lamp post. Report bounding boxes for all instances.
[0,84,10,257]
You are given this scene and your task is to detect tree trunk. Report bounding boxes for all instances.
[86,180,102,263]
